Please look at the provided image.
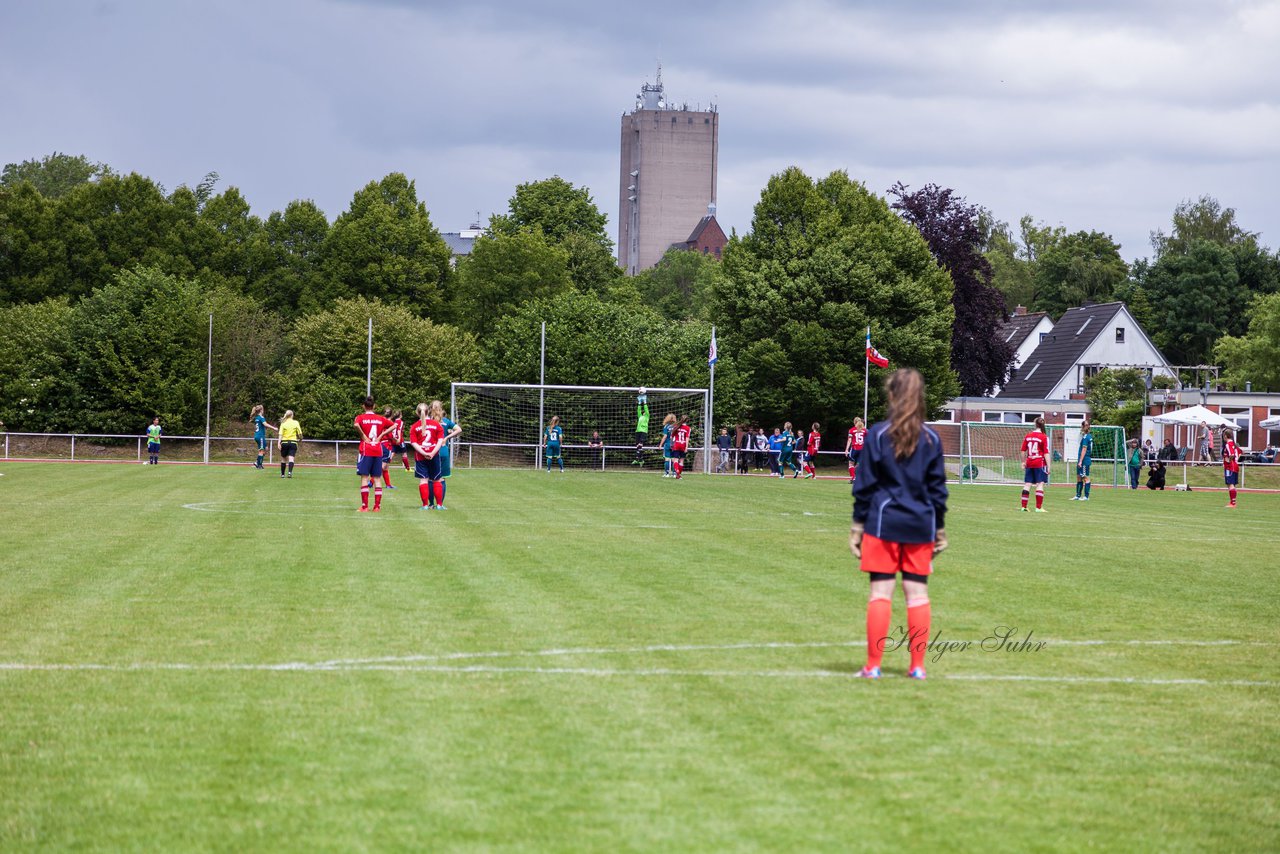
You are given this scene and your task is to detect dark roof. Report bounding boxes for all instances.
[997,311,1050,352]
[686,214,721,243]
[997,302,1125,398]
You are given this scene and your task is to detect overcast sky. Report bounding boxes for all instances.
[3,0,1277,262]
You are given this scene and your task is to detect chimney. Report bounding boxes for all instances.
[1014,305,1027,316]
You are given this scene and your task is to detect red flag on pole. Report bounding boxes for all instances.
[865,330,889,368]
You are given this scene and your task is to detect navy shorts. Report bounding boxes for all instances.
[1224,470,1239,486]
[670,449,686,460]
[147,442,160,454]
[1024,467,1049,484]
[356,453,384,477]
[1077,462,1091,478]
[415,456,442,480]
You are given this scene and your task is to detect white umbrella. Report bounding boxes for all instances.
[1261,416,1280,429]
[1151,404,1238,428]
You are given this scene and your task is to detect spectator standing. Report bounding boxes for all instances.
[716,427,731,473]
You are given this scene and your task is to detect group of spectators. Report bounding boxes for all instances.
[1134,434,1278,491]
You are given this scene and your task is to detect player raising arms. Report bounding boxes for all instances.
[1073,421,1093,501]
[249,405,277,470]
[846,417,866,483]
[354,396,393,512]
[804,422,821,478]
[670,415,692,479]
[632,388,650,466]
[431,400,462,506]
[1222,426,1241,508]
[849,368,948,680]
[1020,416,1050,512]
[410,402,446,510]
[544,415,564,473]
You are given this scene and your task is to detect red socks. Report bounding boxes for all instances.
[866,598,892,669]
[403,456,412,471]
[360,485,369,509]
[849,464,856,480]
[433,481,444,505]
[1035,490,1044,509]
[1021,490,1029,509]
[907,602,931,671]
[373,486,382,509]
[383,469,392,486]
[1229,487,1237,506]
[419,482,432,507]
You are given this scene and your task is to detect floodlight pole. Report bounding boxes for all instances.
[537,321,546,470]
[203,313,212,464]
[863,325,870,426]
[366,317,373,397]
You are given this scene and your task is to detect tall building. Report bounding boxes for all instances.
[618,68,718,274]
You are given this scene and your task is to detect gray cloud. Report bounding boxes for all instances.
[2,0,1276,261]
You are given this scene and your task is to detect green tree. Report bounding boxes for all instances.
[0,182,63,304]
[1146,240,1246,365]
[1150,195,1255,260]
[246,200,330,316]
[207,288,288,430]
[1033,230,1128,317]
[489,176,620,294]
[1,152,109,198]
[69,266,209,433]
[269,298,480,439]
[631,247,718,320]
[0,298,77,430]
[453,230,572,336]
[713,167,957,428]
[1215,292,1280,391]
[318,174,452,317]
[1084,367,1145,435]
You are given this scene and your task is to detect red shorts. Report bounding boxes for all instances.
[860,532,934,576]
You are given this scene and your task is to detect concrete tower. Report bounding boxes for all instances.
[618,67,718,274]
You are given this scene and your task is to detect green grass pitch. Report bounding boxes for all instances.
[1,462,1278,851]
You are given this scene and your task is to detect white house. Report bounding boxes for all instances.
[997,302,1175,400]
[988,306,1055,397]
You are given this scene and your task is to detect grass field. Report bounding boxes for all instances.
[2,461,1278,851]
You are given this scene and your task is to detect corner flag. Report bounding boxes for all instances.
[865,331,889,368]
[708,328,718,367]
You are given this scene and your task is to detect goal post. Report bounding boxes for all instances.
[957,421,1127,486]
[449,383,711,473]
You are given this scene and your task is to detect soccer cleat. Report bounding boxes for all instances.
[1035,508,1048,513]
[436,505,447,510]
[286,473,292,478]
[855,666,881,679]
[281,473,286,478]
[385,484,396,490]
[370,506,381,512]
[1079,497,1088,501]
[908,667,927,680]
[1225,503,1236,508]
[358,506,369,512]
[421,505,434,510]
[1070,496,1079,501]
[1020,506,1028,512]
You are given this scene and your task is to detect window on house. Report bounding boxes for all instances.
[1221,406,1251,448]
[1065,412,1087,425]
[1269,409,1280,448]
[1116,327,1125,343]
[982,412,1004,423]
[1039,332,1049,343]
[704,118,710,124]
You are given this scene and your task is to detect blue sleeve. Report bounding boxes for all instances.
[852,431,880,525]
[926,434,948,531]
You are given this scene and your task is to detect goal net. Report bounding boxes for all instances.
[957,422,1126,486]
[449,383,710,472]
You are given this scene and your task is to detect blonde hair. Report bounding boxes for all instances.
[784,421,792,432]
[549,415,560,426]
[854,417,864,429]
[416,402,429,421]
[429,400,444,420]
[283,409,294,421]
[663,413,677,428]
[884,368,927,460]
[250,404,263,418]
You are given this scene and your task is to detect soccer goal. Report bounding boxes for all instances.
[957,422,1127,486]
[449,383,710,473]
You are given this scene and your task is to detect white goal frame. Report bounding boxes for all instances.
[449,383,712,473]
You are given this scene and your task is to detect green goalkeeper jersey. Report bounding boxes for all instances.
[636,402,650,433]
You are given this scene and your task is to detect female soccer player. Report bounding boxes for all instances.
[431,400,462,505]
[1020,416,1049,511]
[1222,427,1241,507]
[850,368,948,680]
[846,417,866,483]
[1073,421,1093,500]
[779,422,797,478]
[146,417,162,465]
[353,397,391,510]
[804,422,821,478]
[632,390,650,466]
[670,415,691,479]
[380,407,398,489]
[544,415,564,473]
[409,402,446,510]
[249,405,278,470]
[660,414,677,477]
[278,410,302,478]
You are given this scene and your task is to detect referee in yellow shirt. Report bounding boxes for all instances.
[278,410,302,478]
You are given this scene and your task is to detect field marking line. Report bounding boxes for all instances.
[0,661,1276,686]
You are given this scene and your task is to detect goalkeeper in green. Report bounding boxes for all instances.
[632,389,650,465]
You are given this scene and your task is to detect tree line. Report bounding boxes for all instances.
[2,152,1277,440]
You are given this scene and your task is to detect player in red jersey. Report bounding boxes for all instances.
[803,422,821,478]
[846,417,866,482]
[1020,416,1050,512]
[1221,426,1241,507]
[670,415,692,479]
[409,401,447,509]
[388,409,412,475]
[354,396,394,512]
[380,407,399,489]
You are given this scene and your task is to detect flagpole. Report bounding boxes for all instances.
[863,325,870,426]
[707,326,715,475]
